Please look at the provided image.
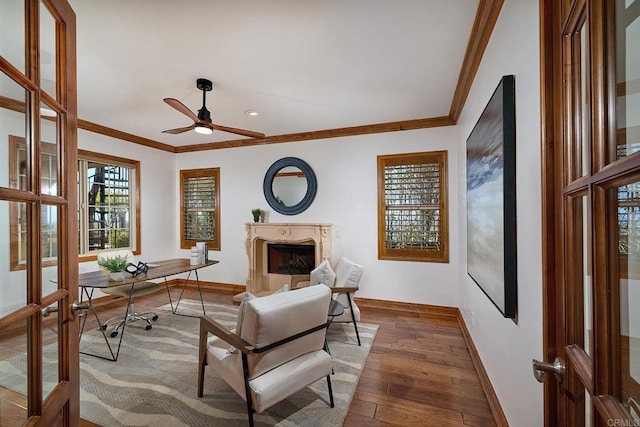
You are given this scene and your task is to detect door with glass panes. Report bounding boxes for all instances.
[0,0,80,425]
[539,0,639,424]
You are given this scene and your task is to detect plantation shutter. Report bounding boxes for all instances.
[180,168,220,250]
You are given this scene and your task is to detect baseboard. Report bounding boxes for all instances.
[355,296,459,318]
[457,314,509,426]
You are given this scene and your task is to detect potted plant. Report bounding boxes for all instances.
[251,208,262,222]
[97,254,131,281]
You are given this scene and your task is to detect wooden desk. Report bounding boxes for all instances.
[79,258,219,361]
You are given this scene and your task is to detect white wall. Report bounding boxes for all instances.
[456,0,543,425]
[176,126,461,307]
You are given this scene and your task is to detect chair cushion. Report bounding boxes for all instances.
[206,338,332,413]
[235,292,256,337]
[241,284,331,379]
[310,259,336,287]
[333,257,363,288]
[250,349,332,413]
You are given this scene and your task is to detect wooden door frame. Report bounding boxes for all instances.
[540,0,564,423]
[540,0,635,423]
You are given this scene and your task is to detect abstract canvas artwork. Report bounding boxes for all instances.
[466,75,517,319]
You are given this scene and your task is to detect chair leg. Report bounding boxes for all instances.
[326,375,335,408]
[346,293,361,346]
[242,353,255,427]
[102,301,158,337]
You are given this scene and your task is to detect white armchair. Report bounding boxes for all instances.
[311,257,364,346]
[197,284,334,426]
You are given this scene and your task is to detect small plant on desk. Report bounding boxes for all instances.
[97,255,130,281]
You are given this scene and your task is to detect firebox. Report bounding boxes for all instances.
[267,243,315,275]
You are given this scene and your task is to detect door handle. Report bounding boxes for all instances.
[532,357,565,383]
[71,300,91,316]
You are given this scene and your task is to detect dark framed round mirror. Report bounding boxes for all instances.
[263,157,317,215]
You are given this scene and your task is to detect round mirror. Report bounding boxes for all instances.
[263,157,317,215]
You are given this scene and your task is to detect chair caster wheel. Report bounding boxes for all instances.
[145,325,152,330]
[110,331,118,338]
[152,315,158,321]
[101,325,107,331]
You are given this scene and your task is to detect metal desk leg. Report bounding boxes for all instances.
[163,269,206,317]
[79,287,117,362]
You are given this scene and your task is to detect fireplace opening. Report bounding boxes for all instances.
[267,243,315,275]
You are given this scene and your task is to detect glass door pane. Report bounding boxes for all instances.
[613,0,640,160]
[616,179,640,420]
[39,1,57,101]
[0,0,25,74]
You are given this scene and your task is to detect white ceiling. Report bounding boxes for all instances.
[68,1,478,146]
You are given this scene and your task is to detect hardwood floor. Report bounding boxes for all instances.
[1,285,496,426]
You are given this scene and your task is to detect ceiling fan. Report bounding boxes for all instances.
[162,78,265,139]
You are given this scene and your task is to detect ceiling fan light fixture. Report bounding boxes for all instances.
[194,124,213,135]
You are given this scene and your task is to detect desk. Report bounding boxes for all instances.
[79,258,218,361]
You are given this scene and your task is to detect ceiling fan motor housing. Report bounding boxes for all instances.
[198,107,211,122]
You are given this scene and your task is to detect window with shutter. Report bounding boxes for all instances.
[180,168,220,250]
[377,151,449,263]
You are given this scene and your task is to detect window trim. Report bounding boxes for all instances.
[377,150,449,263]
[180,167,221,251]
[8,135,141,270]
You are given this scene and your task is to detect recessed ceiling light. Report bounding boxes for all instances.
[245,110,258,116]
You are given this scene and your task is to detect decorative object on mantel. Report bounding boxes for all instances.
[466,74,517,319]
[251,208,262,222]
[97,254,130,281]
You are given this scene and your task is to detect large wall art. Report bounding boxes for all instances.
[466,74,517,319]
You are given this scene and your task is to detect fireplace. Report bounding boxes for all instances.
[267,243,315,275]
[239,223,333,301]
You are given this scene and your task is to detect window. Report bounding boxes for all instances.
[77,150,140,256]
[377,151,449,263]
[180,168,220,250]
[9,136,140,270]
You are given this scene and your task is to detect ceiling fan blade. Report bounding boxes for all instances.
[163,98,199,122]
[161,123,195,134]
[209,122,265,139]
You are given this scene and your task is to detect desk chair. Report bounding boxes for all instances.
[96,250,161,338]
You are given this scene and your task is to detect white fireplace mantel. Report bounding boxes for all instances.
[241,223,333,299]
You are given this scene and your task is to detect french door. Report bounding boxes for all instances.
[540,0,639,425]
[0,0,79,425]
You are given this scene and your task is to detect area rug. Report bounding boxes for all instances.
[1,299,377,426]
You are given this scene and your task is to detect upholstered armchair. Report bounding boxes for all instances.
[311,257,364,346]
[198,284,334,426]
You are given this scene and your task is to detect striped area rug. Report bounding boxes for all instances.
[75,299,377,426]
